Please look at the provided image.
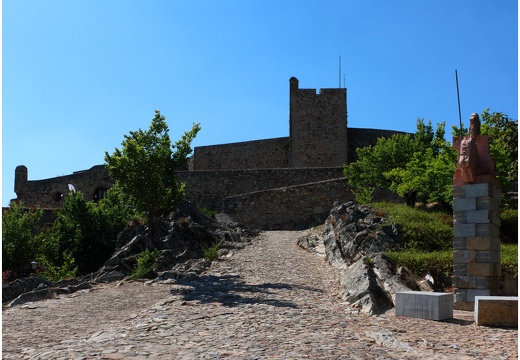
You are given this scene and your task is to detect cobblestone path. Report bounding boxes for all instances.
[3,231,518,359]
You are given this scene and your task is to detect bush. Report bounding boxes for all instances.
[199,207,216,219]
[203,242,221,261]
[500,209,518,244]
[372,202,453,251]
[130,249,159,280]
[2,202,44,276]
[501,244,518,277]
[385,249,452,279]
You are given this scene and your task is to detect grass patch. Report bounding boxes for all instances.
[130,248,159,280]
[372,202,453,252]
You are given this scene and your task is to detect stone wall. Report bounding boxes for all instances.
[13,165,113,209]
[347,128,409,162]
[191,137,290,170]
[177,167,345,209]
[289,77,348,167]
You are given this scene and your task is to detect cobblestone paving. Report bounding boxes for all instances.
[3,231,518,359]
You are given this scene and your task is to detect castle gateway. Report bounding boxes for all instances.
[13,78,404,229]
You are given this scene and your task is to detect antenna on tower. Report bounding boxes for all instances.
[339,55,342,88]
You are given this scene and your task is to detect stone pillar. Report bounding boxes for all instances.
[452,113,501,311]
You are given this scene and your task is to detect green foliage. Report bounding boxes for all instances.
[2,202,44,275]
[373,202,453,251]
[199,207,216,219]
[386,244,518,279]
[203,242,221,261]
[105,110,200,247]
[499,209,518,244]
[35,251,78,282]
[130,249,160,280]
[385,250,452,278]
[501,244,518,277]
[52,190,129,275]
[345,119,455,206]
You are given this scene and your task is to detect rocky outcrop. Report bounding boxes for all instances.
[93,200,255,283]
[4,200,257,306]
[298,201,420,315]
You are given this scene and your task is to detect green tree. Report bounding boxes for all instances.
[51,189,131,275]
[104,110,200,248]
[345,119,455,206]
[2,202,43,276]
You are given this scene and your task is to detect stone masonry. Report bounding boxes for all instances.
[11,77,407,229]
[452,113,501,311]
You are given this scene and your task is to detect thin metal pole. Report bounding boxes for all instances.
[339,56,342,88]
[455,69,463,137]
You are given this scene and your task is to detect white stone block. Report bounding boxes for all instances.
[395,291,453,321]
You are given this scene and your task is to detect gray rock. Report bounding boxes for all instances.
[300,201,419,314]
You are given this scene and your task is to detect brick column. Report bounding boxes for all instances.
[452,183,501,310]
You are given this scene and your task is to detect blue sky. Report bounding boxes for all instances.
[2,1,518,206]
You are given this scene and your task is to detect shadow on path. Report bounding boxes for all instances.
[170,274,323,308]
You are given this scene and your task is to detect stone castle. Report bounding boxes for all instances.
[13,77,405,229]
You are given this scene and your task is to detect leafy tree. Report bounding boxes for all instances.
[2,202,43,276]
[104,110,200,248]
[345,119,455,206]
[51,189,131,275]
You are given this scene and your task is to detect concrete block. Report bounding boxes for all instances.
[466,237,500,251]
[465,183,490,197]
[476,197,499,212]
[395,291,453,321]
[454,223,476,237]
[475,276,498,290]
[452,186,466,197]
[467,289,491,303]
[476,223,499,238]
[476,250,500,264]
[467,263,499,277]
[474,296,518,327]
[453,237,467,250]
[453,197,476,212]
[453,250,476,264]
[452,263,467,276]
[452,276,476,288]
[466,210,490,224]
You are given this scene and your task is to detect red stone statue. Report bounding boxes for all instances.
[453,113,497,186]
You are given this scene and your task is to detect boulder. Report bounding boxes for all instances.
[299,201,419,314]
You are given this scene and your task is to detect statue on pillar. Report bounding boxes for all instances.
[453,113,497,186]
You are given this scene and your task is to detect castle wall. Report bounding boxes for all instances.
[192,137,289,170]
[13,165,112,209]
[289,77,348,167]
[347,128,409,162]
[177,167,345,209]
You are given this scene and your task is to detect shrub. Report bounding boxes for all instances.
[500,209,518,244]
[199,207,217,219]
[130,249,159,280]
[385,249,452,279]
[372,202,453,251]
[501,244,518,277]
[2,202,44,276]
[203,242,221,261]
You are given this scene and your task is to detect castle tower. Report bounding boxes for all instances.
[14,165,28,196]
[289,77,348,168]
